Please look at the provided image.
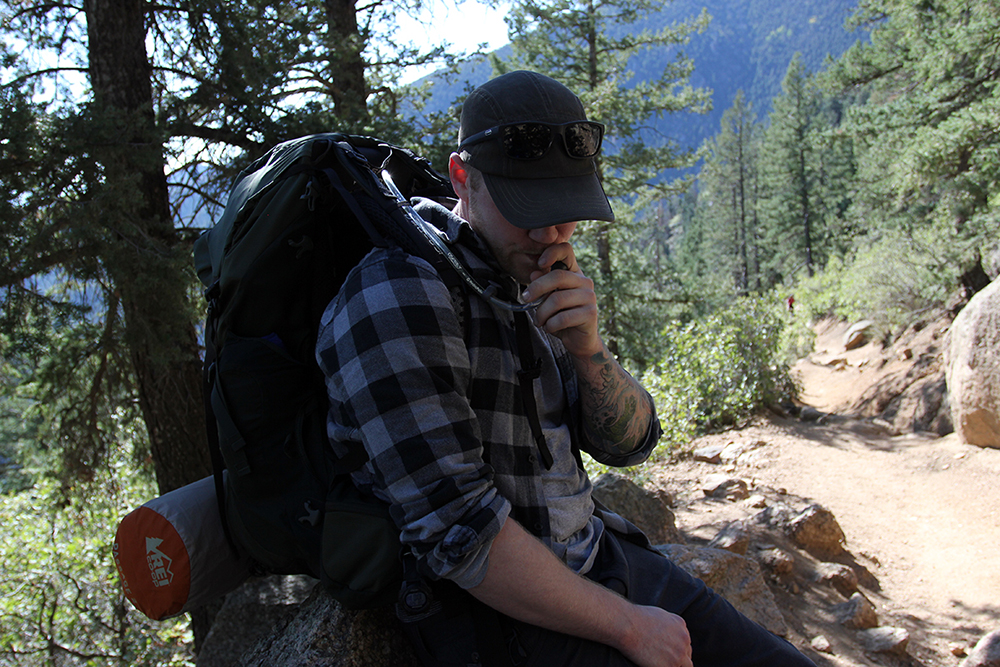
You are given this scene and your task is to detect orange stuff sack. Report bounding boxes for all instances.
[113,475,252,620]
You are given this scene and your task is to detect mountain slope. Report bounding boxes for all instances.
[420,0,862,153]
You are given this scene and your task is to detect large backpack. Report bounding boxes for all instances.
[192,133,459,609]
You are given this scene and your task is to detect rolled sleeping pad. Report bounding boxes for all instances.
[113,475,252,620]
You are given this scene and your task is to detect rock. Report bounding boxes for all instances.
[720,441,756,464]
[799,406,826,422]
[946,276,1000,448]
[235,586,420,667]
[810,635,833,654]
[832,592,878,629]
[656,544,787,637]
[198,575,318,667]
[844,320,874,350]
[754,546,795,577]
[815,562,858,597]
[693,443,725,463]
[751,501,796,530]
[961,630,1000,667]
[592,472,681,545]
[707,521,750,555]
[858,626,909,655]
[786,505,846,558]
[880,371,952,435]
[701,474,750,501]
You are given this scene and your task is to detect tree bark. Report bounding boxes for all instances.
[324,0,369,124]
[84,0,211,494]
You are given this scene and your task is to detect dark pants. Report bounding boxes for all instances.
[400,530,816,667]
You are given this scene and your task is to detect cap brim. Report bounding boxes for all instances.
[483,171,615,230]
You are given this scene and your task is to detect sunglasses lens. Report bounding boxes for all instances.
[564,122,603,158]
[501,123,554,159]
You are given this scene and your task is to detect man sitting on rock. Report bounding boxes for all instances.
[317,70,816,667]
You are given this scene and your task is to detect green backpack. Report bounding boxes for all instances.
[193,133,458,609]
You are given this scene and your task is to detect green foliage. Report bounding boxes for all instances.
[792,226,963,333]
[823,0,1000,285]
[640,296,797,452]
[0,355,41,494]
[0,452,189,666]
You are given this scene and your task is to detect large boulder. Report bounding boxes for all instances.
[946,277,1000,448]
[656,544,788,637]
[198,575,318,667]
[593,472,682,545]
[235,586,420,667]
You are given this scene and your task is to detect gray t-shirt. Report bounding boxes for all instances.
[536,335,603,575]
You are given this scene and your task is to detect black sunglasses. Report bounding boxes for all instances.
[459,121,605,160]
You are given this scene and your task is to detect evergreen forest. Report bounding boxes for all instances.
[1,0,998,663]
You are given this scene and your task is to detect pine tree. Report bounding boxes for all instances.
[1,0,463,492]
[758,53,825,282]
[2,0,466,653]
[693,91,763,297]
[825,0,1000,289]
[496,0,711,363]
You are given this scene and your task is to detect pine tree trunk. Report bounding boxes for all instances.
[324,0,369,124]
[84,0,211,495]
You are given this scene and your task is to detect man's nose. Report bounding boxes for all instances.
[528,222,573,244]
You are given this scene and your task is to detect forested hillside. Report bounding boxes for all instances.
[422,0,861,154]
[2,0,998,664]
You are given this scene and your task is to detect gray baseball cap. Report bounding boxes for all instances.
[458,71,614,229]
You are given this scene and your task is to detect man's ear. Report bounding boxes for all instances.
[449,153,471,200]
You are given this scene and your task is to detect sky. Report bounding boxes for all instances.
[396,0,511,82]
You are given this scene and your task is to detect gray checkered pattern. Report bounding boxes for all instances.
[316,201,659,588]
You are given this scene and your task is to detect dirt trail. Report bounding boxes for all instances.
[652,318,1000,666]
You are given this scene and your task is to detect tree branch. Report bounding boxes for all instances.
[1,67,90,90]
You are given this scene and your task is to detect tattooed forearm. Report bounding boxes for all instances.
[578,349,653,455]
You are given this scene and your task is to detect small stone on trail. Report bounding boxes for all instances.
[701,474,750,501]
[833,592,878,630]
[858,626,909,656]
[693,443,725,464]
[811,635,833,654]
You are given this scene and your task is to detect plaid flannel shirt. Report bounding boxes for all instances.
[316,198,661,589]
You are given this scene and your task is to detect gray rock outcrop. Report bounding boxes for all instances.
[656,544,788,637]
[198,575,318,667]
[235,587,419,667]
[593,472,681,544]
[946,276,1000,448]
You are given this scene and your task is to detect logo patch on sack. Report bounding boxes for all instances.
[145,537,175,587]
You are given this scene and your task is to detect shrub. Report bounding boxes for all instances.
[640,296,798,453]
[0,454,193,666]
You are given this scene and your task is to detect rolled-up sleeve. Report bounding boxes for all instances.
[581,402,663,468]
[316,249,509,588]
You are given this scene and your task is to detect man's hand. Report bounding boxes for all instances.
[522,243,602,359]
[521,242,656,459]
[618,605,694,667]
[470,518,693,667]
